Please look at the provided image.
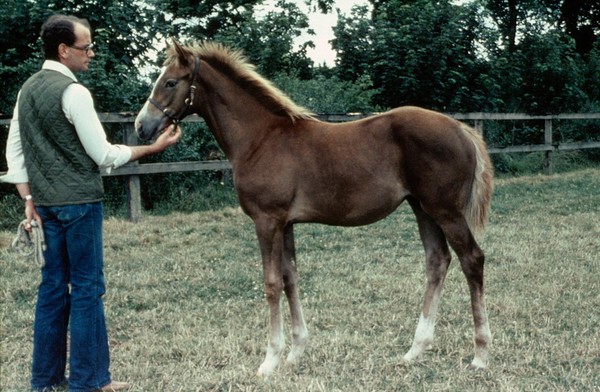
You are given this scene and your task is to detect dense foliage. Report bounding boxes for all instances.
[1,0,598,115]
[1,0,598,209]
[333,0,599,113]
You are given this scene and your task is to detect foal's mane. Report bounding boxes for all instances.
[167,41,315,123]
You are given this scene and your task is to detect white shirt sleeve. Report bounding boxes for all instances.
[62,83,132,172]
[1,92,30,184]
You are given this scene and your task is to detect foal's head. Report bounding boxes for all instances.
[135,39,197,141]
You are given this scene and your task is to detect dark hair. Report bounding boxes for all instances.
[40,14,91,60]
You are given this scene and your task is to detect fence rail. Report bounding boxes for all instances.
[2,112,599,221]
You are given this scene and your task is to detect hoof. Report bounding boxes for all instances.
[257,359,277,377]
[286,346,306,365]
[467,357,487,371]
[257,365,274,377]
[402,347,423,363]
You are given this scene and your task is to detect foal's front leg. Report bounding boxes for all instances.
[282,224,308,365]
[255,218,286,376]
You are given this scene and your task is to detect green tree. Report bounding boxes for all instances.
[213,0,315,79]
[583,43,600,105]
[1,0,45,115]
[368,0,487,110]
[331,5,372,83]
[152,0,263,39]
[486,0,599,55]
[485,0,533,52]
[333,0,496,111]
[481,0,590,113]
[540,0,600,55]
[516,30,587,113]
[307,0,335,13]
[273,72,379,114]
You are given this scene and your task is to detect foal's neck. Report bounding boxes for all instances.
[197,62,282,164]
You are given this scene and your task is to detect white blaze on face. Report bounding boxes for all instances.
[151,67,168,97]
[134,101,150,131]
[135,67,168,130]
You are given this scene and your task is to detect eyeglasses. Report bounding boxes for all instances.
[69,43,94,55]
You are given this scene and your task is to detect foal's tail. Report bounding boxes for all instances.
[462,125,494,234]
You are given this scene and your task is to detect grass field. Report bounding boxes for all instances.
[1,169,598,391]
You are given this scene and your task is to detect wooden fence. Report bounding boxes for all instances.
[2,112,599,221]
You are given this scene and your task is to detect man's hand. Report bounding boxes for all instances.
[24,199,42,232]
[16,183,42,232]
[153,124,182,152]
[129,124,182,162]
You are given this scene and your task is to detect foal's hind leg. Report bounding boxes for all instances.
[437,215,491,369]
[282,224,309,365]
[404,199,452,362]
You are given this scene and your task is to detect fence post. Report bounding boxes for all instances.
[122,123,142,222]
[544,119,553,175]
[474,119,484,134]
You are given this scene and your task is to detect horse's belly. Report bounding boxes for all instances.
[291,185,408,227]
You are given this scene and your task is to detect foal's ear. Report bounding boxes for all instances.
[171,38,191,66]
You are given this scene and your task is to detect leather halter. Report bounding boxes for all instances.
[148,56,201,124]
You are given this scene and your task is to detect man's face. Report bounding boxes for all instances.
[61,22,95,72]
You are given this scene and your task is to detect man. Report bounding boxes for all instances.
[1,14,181,392]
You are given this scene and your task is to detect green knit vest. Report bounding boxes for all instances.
[18,69,104,206]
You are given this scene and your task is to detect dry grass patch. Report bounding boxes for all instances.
[1,169,598,391]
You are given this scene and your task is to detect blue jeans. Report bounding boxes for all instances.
[32,202,111,392]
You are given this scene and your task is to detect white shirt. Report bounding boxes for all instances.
[1,60,132,184]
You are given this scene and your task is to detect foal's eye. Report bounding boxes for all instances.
[165,79,178,88]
